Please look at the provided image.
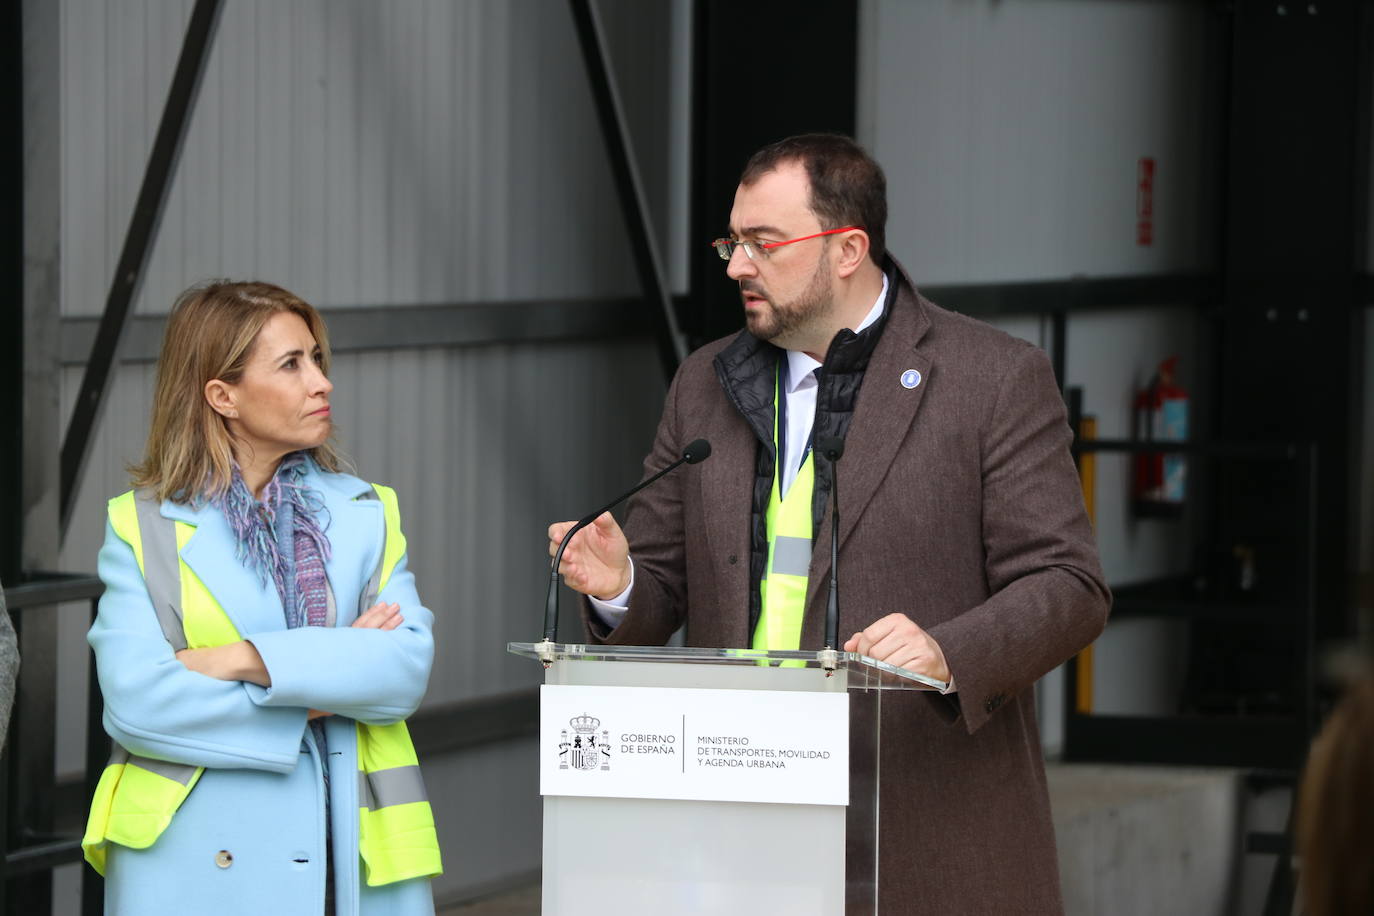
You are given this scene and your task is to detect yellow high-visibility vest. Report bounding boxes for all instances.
[82,485,442,887]
[753,366,816,662]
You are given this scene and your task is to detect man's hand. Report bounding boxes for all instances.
[843,613,951,683]
[547,512,631,600]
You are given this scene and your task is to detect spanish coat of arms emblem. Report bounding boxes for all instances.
[558,713,610,771]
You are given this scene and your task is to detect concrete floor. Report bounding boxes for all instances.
[436,763,1267,915]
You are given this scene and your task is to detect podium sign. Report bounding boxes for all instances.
[540,684,849,805]
[510,642,942,915]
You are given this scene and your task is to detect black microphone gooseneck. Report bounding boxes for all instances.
[817,437,845,653]
[543,439,712,643]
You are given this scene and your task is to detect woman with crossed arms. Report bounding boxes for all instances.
[83,281,440,914]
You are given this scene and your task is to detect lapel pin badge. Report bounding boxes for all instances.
[900,368,922,389]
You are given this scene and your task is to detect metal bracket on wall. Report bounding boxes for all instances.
[58,0,224,538]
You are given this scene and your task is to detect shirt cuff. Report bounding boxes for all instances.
[587,558,635,629]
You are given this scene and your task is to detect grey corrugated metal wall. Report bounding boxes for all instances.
[52,0,679,904]
[59,0,677,314]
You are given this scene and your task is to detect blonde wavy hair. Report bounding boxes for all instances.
[130,281,343,503]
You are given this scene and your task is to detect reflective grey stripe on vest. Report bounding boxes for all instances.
[128,752,198,785]
[357,487,385,614]
[769,535,812,578]
[133,488,189,652]
[106,743,197,785]
[358,764,428,810]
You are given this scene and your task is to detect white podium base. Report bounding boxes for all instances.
[543,795,844,915]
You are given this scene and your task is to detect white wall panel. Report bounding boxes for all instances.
[858,0,1214,284]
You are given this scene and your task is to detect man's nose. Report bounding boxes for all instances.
[725,244,756,280]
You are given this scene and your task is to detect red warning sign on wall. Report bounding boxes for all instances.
[1137,157,1155,246]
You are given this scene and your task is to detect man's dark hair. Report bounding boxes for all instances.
[739,133,888,264]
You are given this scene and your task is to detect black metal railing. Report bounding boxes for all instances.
[1,573,105,916]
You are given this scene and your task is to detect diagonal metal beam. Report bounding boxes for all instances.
[568,0,687,379]
[59,0,224,536]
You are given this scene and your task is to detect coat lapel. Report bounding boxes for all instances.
[170,464,382,635]
[804,279,934,619]
[172,499,286,638]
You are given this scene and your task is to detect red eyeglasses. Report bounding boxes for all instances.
[711,226,864,261]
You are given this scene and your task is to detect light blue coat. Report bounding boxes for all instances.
[88,463,437,915]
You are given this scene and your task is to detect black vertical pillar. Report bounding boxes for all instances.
[1218,1,1368,689]
[0,4,20,910]
[2,0,22,588]
[688,1,859,347]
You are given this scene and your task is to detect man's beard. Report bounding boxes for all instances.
[742,255,833,347]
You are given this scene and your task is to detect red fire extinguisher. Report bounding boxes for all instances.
[1132,356,1188,517]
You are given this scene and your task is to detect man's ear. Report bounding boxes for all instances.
[204,379,239,419]
[834,229,871,279]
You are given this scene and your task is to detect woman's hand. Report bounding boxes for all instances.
[353,601,403,630]
[175,640,271,687]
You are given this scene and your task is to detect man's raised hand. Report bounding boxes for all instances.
[547,512,632,600]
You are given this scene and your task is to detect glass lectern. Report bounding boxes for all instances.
[508,642,944,915]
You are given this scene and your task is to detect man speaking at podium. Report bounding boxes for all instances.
[548,134,1110,913]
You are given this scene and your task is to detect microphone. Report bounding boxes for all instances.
[543,439,712,644]
[816,437,845,656]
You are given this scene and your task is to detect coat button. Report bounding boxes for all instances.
[984,694,1005,714]
[728,554,738,565]
[215,850,233,868]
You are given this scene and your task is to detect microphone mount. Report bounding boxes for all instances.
[816,436,845,674]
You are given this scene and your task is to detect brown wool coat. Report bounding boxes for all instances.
[585,262,1111,915]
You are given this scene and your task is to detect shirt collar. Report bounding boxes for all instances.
[783,272,889,394]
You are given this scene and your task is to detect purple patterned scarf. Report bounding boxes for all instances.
[217,451,332,629]
[217,451,336,861]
